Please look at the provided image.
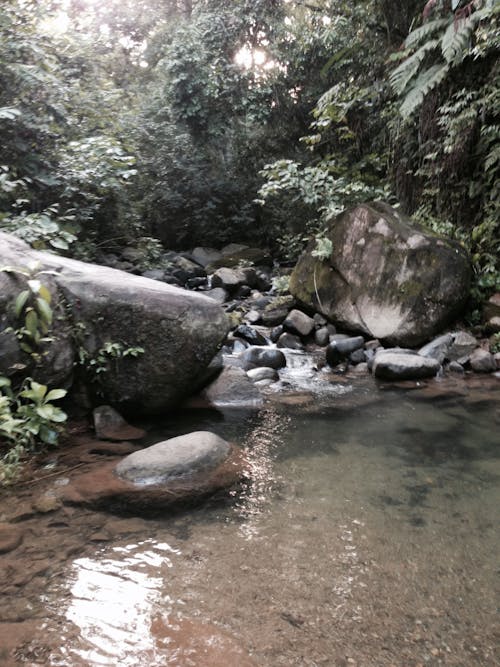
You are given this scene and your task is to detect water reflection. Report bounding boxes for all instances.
[61,541,182,666]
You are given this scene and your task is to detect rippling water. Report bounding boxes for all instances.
[6,378,500,666]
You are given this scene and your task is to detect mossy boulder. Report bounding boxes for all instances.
[289,202,471,347]
[0,232,229,415]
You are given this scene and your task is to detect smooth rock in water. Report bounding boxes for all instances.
[260,296,295,327]
[0,523,23,554]
[234,324,268,346]
[0,232,229,415]
[283,309,315,337]
[276,332,303,350]
[93,405,146,441]
[372,352,441,380]
[470,348,496,373]
[326,336,365,367]
[314,327,330,347]
[349,348,366,365]
[203,366,264,407]
[241,346,287,370]
[494,352,500,370]
[115,431,230,486]
[447,331,477,362]
[247,367,279,382]
[232,338,249,353]
[290,202,471,346]
[418,333,454,364]
[270,325,283,343]
[448,360,465,374]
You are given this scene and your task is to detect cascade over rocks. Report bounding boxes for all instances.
[289,202,471,347]
[0,232,229,415]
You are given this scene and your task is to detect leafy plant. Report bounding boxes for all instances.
[78,340,144,387]
[0,375,67,485]
[1,263,58,357]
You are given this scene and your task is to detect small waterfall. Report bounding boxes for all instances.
[277,348,353,396]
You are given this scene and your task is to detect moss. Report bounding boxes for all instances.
[397,280,423,298]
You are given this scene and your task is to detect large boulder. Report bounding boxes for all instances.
[0,232,229,414]
[289,202,471,347]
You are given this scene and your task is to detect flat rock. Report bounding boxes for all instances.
[372,352,441,380]
[62,435,246,512]
[115,431,230,485]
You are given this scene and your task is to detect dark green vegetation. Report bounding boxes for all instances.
[0,0,498,475]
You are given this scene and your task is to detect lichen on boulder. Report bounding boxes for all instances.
[289,202,471,347]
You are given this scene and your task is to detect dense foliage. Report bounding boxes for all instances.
[0,0,498,277]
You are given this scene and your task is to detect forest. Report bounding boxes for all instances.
[1,0,498,296]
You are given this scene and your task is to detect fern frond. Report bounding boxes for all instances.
[404,18,449,49]
[441,16,476,64]
[400,63,450,118]
[390,39,440,95]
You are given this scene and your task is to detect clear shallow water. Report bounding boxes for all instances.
[6,378,500,666]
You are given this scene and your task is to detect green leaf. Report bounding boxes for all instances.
[49,237,69,250]
[20,381,47,402]
[36,297,52,325]
[25,310,39,338]
[14,290,30,317]
[45,388,67,402]
[39,425,58,445]
[38,285,52,304]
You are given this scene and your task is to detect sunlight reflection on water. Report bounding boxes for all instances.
[64,541,182,666]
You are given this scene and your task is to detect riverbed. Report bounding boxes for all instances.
[1,375,499,666]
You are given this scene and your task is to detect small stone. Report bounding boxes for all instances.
[283,309,315,337]
[372,352,441,380]
[314,327,330,347]
[448,360,465,374]
[277,332,303,350]
[233,324,268,346]
[470,348,496,373]
[32,494,62,514]
[93,405,146,441]
[247,367,279,382]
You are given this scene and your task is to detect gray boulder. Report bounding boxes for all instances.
[326,336,365,367]
[283,309,315,337]
[0,232,229,414]
[372,352,441,380]
[289,202,471,347]
[211,267,256,292]
[470,348,496,373]
[115,431,230,485]
[241,346,287,370]
[418,333,454,364]
[203,366,264,407]
[447,331,477,362]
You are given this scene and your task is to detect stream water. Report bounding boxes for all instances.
[1,375,499,666]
